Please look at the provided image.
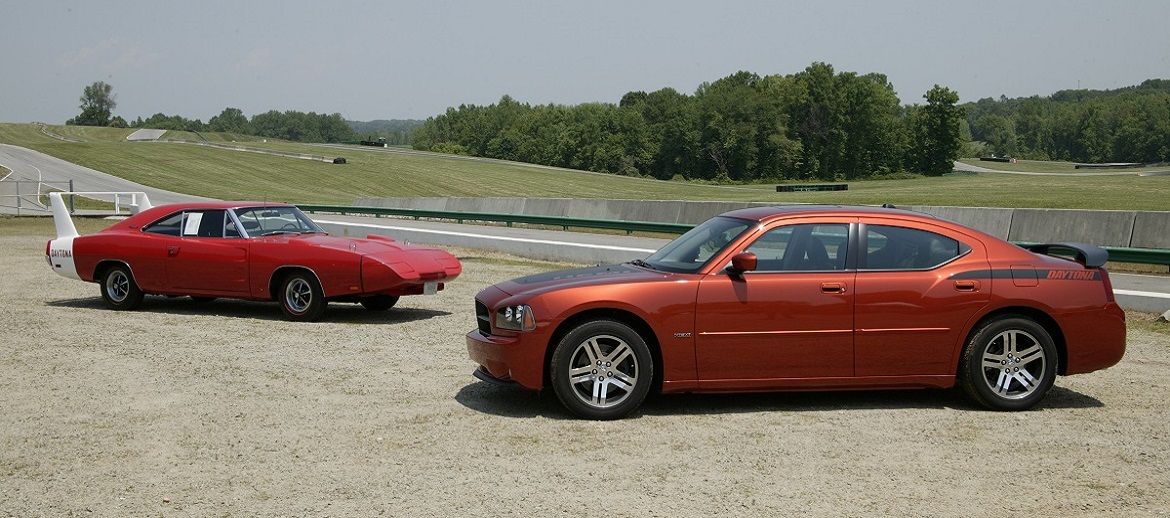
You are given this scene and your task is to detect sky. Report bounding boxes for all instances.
[2,0,1168,124]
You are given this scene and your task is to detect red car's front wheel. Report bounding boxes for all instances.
[280,272,327,322]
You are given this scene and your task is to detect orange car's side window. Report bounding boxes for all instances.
[745,223,849,272]
[863,225,966,270]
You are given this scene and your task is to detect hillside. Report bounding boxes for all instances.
[1,123,1168,210]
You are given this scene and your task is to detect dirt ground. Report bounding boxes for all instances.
[2,220,1169,517]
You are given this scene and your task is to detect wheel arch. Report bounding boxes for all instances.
[963,306,1068,375]
[93,259,133,285]
[543,308,663,392]
[268,265,320,302]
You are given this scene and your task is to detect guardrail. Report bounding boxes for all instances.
[298,204,693,234]
[297,204,1170,267]
[0,180,75,215]
[1091,246,1170,266]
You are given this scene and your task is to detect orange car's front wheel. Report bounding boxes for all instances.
[550,319,653,420]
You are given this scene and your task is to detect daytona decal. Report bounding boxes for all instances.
[949,269,1100,281]
[1043,269,1100,281]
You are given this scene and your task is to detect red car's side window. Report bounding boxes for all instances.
[142,212,184,237]
[142,210,229,238]
[185,210,227,238]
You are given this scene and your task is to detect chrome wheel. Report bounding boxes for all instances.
[284,277,313,313]
[100,265,144,310]
[566,334,640,409]
[106,270,131,303]
[551,320,653,420]
[960,316,1056,411]
[979,329,1047,400]
[279,272,326,322]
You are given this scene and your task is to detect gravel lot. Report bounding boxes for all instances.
[2,219,1169,517]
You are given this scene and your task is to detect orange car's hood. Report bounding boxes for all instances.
[493,263,668,296]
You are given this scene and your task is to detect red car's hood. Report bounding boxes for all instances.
[493,263,669,297]
[291,233,462,281]
[290,233,426,254]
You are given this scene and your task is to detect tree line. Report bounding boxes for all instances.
[66,81,357,143]
[412,63,966,181]
[127,108,356,143]
[966,79,1170,163]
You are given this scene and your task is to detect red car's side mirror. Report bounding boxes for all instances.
[728,252,757,274]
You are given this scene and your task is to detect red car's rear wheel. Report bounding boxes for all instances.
[360,295,399,311]
[100,265,144,310]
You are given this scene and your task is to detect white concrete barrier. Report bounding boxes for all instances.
[353,197,1169,249]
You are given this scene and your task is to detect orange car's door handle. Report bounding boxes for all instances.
[821,282,847,294]
[168,246,180,257]
[954,280,980,292]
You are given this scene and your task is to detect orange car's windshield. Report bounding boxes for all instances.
[642,216,753,273]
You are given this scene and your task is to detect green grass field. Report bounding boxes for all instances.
[3,123,1168,210]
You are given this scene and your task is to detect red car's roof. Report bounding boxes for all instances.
[146,201,293,212]
[127,201,294,220]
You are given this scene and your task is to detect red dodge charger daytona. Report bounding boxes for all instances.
[46,192,461,321]
[468,205,1125,419]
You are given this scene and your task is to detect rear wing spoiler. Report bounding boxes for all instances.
[1019,242,1109,268]
[48,191,152,239]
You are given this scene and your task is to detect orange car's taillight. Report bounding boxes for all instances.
[1098,268,1116,303]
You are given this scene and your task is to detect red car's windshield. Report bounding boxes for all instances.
[231,206,324,237]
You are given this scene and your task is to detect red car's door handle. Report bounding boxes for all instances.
[821,282,847,294]
[168,246,180,257]
[954,280,980,292]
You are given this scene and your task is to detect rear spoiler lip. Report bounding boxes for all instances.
[1019,242,1109,268]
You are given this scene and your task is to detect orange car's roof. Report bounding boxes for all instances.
[721,205,940,224]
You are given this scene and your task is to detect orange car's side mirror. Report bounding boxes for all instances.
[728,252,757,274]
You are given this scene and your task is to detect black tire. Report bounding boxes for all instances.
[100,264,144,310]
[959,316,1057,411]
[279,272,327,322]
[360,295,399,311]
[550,319,653,420]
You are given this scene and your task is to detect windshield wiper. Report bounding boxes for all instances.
[629,259,653,269]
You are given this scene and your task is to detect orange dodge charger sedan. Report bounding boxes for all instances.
[467,205,1126,420]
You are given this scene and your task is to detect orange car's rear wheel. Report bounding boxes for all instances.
[960,316,1057,411]
[550,320,652,420]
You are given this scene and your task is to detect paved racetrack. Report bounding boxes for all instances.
[0,144,210,214]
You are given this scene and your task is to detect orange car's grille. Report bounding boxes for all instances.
[475,299,491,336]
